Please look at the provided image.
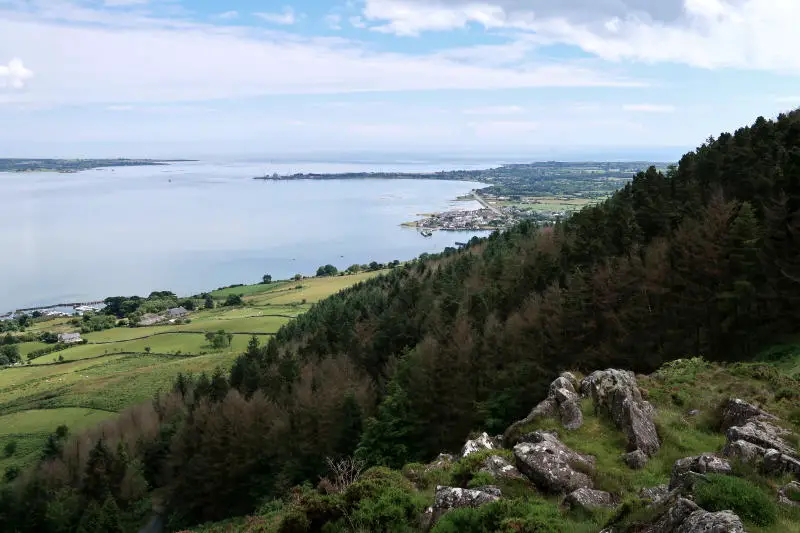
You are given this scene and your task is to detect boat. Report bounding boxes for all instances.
[420,229,433,237]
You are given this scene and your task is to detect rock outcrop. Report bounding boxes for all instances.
[564,488,615,511]
[581,369,660,465]
[638,484,670,504]
[461,432,501,458]
[720,398,775,431]
[629,494,747,533]
[669,454,732,490]
[779,481,800,507]
[424,485,500,527]
[513,430,594,494]
[505,372,584,439]
[720,399,800,477]
[479,455,526,481]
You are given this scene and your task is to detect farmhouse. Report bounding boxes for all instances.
[167,307,189,318]
[58,332,82,344]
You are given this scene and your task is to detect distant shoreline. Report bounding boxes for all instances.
[0,158,197,173]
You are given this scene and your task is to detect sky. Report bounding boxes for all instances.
[1,0,799,159]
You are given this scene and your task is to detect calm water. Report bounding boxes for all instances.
[1,161,493,310]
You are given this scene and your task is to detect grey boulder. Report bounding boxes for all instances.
[461,432,501,458]
[479,455,526,481]
[564,488,615,511]
[677,510,746,533]
[720,398,775,431]
[513,431,594,494]
[669,454,732,490]
[424,485,501,527]
[582,369,661,463]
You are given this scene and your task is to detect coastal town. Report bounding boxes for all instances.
[404,190,582,232]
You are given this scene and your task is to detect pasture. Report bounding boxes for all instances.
[0,271,389,478]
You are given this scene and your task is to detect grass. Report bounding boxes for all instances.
[209,280,289,299]
[0,272,383,482]
[246,271,384,305]
[0,407,115,475]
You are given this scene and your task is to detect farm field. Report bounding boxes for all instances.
[0,271,388,478]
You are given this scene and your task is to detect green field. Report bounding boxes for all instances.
[0,272,388,478]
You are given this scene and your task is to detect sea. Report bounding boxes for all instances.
[0,159,497,311]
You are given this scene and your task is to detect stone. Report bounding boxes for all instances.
[461,432,500,458]
[513,431,595,494]
[686,409,701,417]
[558,398,584,431]
[638,484,670,504]
[720,398,775,431]
[669,454,732,491]
[559,371,579,392]
[479,455,526,481]
[646,497,701,533]
[564,488,615,511]
[722,439,766,464]
[625,449,649,470]
[505,372,586,438]
[550,376,576,395]
[584,369,661,464]
[778,481,800,507]
[579,370,603,397]
[727,420,796,457]
[425,485,501,526]
[553,387,578,404]
[677,509,746,533]
[763,448,800,476]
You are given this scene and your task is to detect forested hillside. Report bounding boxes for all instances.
[1,111,799,532]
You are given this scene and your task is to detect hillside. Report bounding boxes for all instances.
[0,110,799,533]
[185,352,800,533]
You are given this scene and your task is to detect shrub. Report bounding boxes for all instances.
[786,484,800,503]
[4,440,17,457]
[431,498,565,533]
[450,449,513,488]
[467,472,495,489]
[694,474,777,526]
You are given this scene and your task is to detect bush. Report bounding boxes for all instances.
[467,472,495,489]
[431,498,566,533]
[4,440,17,457]
[450,449,513,488]
[694,474,777,526]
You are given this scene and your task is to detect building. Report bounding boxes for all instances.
[58,332,82,344]
[166,307,189,318]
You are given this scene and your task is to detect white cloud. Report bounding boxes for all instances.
[254,7,296,25]
[623,104,676,113]
[0,8,641,107]
[217,11,239,20]
[363,1,507,36]
[463,105,523,115]
[0,58,33,89]
[106,104,134,111]
[360,0,800,72]
[325,13,342,30]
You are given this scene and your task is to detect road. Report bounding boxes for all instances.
[472,191,504,217]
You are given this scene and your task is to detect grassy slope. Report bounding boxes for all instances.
[0,272,388,478]
[186,344,800,533]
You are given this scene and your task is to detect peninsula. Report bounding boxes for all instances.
[0,158,193,173]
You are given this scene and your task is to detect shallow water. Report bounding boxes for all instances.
[0,160,492,310]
